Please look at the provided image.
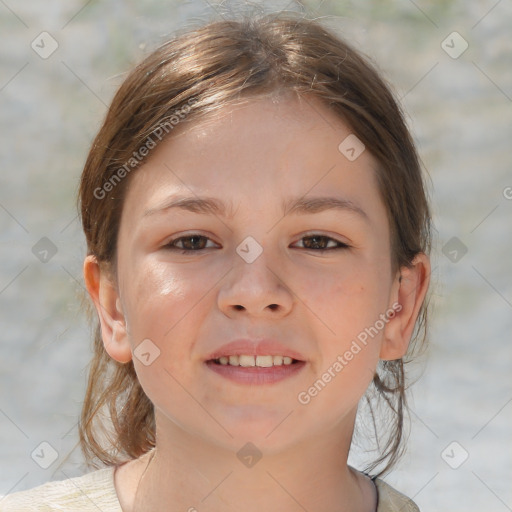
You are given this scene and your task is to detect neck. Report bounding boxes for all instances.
[124,412,376,512]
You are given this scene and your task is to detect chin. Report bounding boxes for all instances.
[214,404,302,448]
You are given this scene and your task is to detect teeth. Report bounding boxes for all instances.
[256,355,273,367]
[214,355,296,367]
[239,355,255,367]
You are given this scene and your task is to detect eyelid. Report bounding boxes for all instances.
[292,233,351,250]
[164,231,351,253]
[164,232,219,250]
[295,230,351,245]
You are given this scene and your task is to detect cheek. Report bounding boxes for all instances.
[300,259,389,337]
[122,260,203,340]
[122,262,210,412]
[299,260,390,402]
[298,271,385,414]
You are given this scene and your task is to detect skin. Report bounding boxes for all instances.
[84,93,430,512]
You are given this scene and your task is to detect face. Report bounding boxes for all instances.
[97,94,406,453]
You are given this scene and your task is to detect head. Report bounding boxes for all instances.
[78,12,431,476]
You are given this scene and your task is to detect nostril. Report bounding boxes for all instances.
[232,304,278,311]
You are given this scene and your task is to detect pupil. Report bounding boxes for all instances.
[185,236,204,250]
[308,236,325,249]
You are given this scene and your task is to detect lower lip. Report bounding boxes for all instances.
[205,360,306,385]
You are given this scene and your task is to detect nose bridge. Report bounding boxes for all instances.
[218,234,293,315]
[233,234,279,290]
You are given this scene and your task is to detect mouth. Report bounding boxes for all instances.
[205,354,306,384]
[204,339,307,384]
[210,354,301,367]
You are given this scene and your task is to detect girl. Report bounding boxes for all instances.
[1,11,431,512]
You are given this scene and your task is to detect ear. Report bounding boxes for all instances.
[83,255,132,363]
[380,252,431,360]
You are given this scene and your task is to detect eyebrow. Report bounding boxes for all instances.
[142,195,370,223]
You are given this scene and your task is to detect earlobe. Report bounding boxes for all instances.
[83,255,133,364]
[380,252,431,361]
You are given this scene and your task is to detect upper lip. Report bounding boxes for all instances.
[206,339,306,361]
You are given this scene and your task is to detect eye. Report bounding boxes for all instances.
[164,234,218,254]
[293,234,350,251]
[164,233,350,255]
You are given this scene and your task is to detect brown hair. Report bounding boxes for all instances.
[77,11,432,476]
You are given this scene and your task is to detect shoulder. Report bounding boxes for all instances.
[0,467,123,512]
[374,478,420,512]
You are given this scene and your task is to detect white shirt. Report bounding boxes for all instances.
[0,466,420,511]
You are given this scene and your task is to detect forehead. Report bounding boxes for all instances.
[119,95,385,226]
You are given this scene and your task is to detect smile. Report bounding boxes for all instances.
[206,356,306,385]
[213,355,296,367]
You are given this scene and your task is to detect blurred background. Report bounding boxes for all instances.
[0,1,511,510]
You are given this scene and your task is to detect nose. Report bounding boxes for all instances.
[217,246,294,318]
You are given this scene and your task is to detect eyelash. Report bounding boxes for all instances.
[165,233,350,254]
